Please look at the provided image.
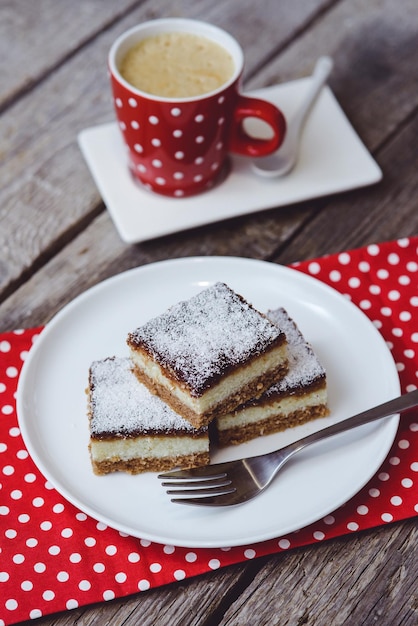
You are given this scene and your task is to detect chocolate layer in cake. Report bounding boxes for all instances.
[87,357,209,475]
[216,308,329,446]
[127,283,288,428]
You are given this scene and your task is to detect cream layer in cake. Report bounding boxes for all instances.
[216,308,329,446]
[127,283,288,428]
[88,357,209,475]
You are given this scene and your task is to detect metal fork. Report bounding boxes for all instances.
[158,389,418,506]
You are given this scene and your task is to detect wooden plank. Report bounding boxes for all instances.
[0,201,310,332]
[247,0,418,152]
[0,0,139,106]
[88,565,253,626]
[274,109,418,265]
[220,523,418,626]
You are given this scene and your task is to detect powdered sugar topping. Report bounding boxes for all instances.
[128,283,284,393]
[265,308,326,394]
[89,357,204,437]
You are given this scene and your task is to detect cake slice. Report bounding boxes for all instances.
[87,357,209,475]
[216,308,329,446]
[127,283,288,429]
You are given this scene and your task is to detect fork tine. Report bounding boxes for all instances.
[167,484,235,497]
[161,477,232,489]
[171,492,238,506]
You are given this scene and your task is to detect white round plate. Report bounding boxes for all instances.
[17,257,400,548]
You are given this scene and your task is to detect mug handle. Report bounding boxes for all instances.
[229,94,286,157]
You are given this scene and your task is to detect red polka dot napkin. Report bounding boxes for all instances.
[1,237,417,625]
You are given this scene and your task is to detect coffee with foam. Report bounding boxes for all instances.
[119,32,235,98]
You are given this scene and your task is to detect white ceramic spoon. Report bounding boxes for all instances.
[252,56,333,178]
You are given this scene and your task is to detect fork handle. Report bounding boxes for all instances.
[271,388,418,462]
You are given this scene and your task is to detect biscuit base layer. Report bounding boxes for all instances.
[217,403,329,446]
[90,448,210,475]
[132,361,289,429]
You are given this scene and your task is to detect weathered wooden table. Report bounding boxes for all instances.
[1,1,418,624]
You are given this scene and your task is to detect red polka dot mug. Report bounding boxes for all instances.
[108,18,287,197]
